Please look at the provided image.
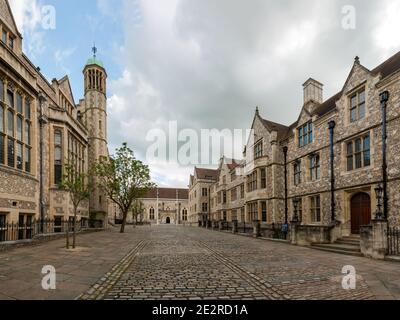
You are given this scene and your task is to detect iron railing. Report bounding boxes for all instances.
[388,227,400,256]
[0,219,104,243]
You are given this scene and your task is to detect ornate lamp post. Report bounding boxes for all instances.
[375,184,384,220]
[379,91,389,220]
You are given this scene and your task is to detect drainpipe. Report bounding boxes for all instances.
[328,120,336,222]
[379,91,389,220]
[38,93,47,233]
[282,146,288,225]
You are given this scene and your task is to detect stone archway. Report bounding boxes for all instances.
[166,217,171,224]
[351,193,371,234]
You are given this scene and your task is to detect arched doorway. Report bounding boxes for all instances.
[351,193,371,234]
[166,217,171,224]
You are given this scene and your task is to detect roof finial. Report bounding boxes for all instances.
[354,56,360,64]
[255,106,260,116]
[92,43,97,59]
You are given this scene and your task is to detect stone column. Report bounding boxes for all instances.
[232,220,238,234]
[253,220,261,238]
[372,219,388,260]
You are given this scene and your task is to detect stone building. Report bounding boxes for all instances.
[188,167,218,226]
[114,188,189,225]
[190,51,400,254]
[0,0,109,232]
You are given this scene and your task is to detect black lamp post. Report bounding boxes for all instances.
[283,146,289,225]
[375,184,384,220]
[379,91,389,220]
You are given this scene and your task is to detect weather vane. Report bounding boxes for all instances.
[92,43,97,59]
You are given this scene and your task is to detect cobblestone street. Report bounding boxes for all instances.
[1,226,399,300]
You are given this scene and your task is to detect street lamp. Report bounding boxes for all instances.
[375,184,384,220]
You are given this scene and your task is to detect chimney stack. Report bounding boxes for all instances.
[303,78,323,105]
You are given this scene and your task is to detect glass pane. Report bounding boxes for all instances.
[347,142,353,155]
[355,153,362,169]
[350,108,357,122]
[363,135,370,151]
[355,139,362,152]
[16,117,22,141]
[7,138,14,167]
[16,143,22,170]
[359,91,365,103]
[25,100,30,119]
[55,147,62,162]
[25,121,30,145]
[347,156,353,171]
[359,103,365,119]
[351,95,357,108]
[7,110,13,136]
[364,150,371,167]
[0,105,3,132]
[54,131,62,145]
[7,90,13,108]
[25,146,30,172]
[16,94,22,113]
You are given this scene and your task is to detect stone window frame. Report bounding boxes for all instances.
[0,78,32,172]
[182,209,188,221]
[346,134,371,172]
[247,171,258,192]
[202,203,208,212]
[254,139,263,159]
[310,195,321,223]
[201,187,208,197]
[298,121,313,148]
[349,88,366,123]
[309,153,321,181]
[261,201,267,223]
[149,207,155,220]
[260,167,267,189]
[293,160,302,186]
[54,129,63,185]
[247,202,258,221]
[293,198,303,223]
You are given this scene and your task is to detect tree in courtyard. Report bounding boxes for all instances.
[131,199,145,224]
[59,163,91,249]
[93,143,155,233]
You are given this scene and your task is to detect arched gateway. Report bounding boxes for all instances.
[166,217,171,224]
[350,193,371,234]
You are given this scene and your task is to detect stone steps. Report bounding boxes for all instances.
[310,235,362,257]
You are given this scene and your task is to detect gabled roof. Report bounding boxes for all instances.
[372,50,400,79]
[259,116,290,141]
[1,0,22,38]
[195,167,218,181]
[144,188,189,200]
[58,76,76,106]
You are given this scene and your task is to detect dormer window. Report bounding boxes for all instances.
[350,89,365,122]
[298,122,313,147]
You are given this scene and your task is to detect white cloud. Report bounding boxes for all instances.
[54,47,76,75]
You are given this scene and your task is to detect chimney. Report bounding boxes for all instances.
[303,78,323,105]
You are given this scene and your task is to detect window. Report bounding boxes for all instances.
[240,207,245,222]
[7,137,14,167]
[232,209,237,221]
[261,202,267,223]
[247,171,258,192]
[7,110,13,136]
[7,90,13,108]
[254,141,263,159]
[202,188,208,197]
[54,130,63,185]
[347,135,370,171]
[248,202,258,221]
[0,135,4,165]
[350,89,366,122]
[25,99,30,120]
[149,208,155,220]
[182,209,188,221]
[2,30,6,43]
[223,176,226,185]
[16,117,22,141]
[202,203,208,212]
[16,93,22,114]
[231,172,236,182]
[222,211,227,221]
[24,121,30,145]
[310,195,321,223]
[25,146,30,172]
[0,105,3,133]
[231,187,237,201]
[293,198,303,222]
[310,154,320,181]
[16,143,22,170]
[294,161,301,185]
[240,184,245,199]
[8,36,14,49]
[298,122,313,147]
[260,168,267,188]
[223,191,227,204]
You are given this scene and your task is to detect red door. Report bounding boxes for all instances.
[351,193,371,234]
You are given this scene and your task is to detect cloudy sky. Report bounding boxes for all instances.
[9,0,400,187]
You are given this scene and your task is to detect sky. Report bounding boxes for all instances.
[8,0,400,188]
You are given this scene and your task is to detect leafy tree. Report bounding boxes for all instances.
[93,143,155,233]
[131,199,145,224]
[59,163,91,249]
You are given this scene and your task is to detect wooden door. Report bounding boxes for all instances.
[351,193,371,234]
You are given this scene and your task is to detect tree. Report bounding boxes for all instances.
[131,199,145,224]
[93,143,155,233]
[59,163,91,249]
